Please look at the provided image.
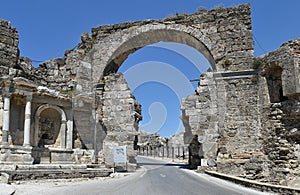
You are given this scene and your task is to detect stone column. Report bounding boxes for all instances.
[60,120,67,148]
[23,95,32,146]
[2,94,10,145]
[66,111,73,149]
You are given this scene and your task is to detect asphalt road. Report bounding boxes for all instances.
[12,156,268,195]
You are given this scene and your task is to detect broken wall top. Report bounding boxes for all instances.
[0,20,19,74]
[260,38,300,96]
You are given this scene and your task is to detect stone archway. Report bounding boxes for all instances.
[102,29,216,78]
[87,4,254,83]
[34,104,67,148]
[70,4,255,166]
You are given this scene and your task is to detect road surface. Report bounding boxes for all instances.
[12,156,269,195]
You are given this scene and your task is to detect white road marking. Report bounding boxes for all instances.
[160,174,166,178]
[140,170,147,178]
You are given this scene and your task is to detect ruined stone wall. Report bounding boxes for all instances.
[218,76,262,159]
[101,73,141,167]
[182,72,263,157]
[261,101,300,185]
[181,47,299,185]
[257,39,300,185]
[181,72,219,159]
[260,38,300,97]
[0,20,74,92]
[0,20,19,77]
[31,58,74,92]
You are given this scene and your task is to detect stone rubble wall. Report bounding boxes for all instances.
[0,20,75,92]
[31,58,74,92]
[261,101,300,185]
[258,39,300,185]
[0,20,19,75]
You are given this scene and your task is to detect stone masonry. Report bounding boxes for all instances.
[181,38,300,186]
[102,73,142,169]
[0,20,19,72]
[0,4,299,186]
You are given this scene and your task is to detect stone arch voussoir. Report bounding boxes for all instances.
[92,23,218,82]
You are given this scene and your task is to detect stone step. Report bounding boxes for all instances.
[0,164,112,182]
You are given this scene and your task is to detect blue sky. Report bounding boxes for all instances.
[1,1,299,137]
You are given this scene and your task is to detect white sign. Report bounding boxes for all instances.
[113,146,127,163]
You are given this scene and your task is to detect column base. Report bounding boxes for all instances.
[1,131,8,145]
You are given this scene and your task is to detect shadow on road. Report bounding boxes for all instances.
[137,162,190,169]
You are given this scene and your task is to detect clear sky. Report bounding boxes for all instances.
[1,1,299,137]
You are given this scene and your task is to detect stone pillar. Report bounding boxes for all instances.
[60,120,67,148]
[66,113,73,149]
[2,94,10,145]
[23,95,32,146]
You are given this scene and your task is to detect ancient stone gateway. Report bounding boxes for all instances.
[71,4,253,167]
[0,4,299,185]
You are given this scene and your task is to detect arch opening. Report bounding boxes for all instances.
[111,41,212,138]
